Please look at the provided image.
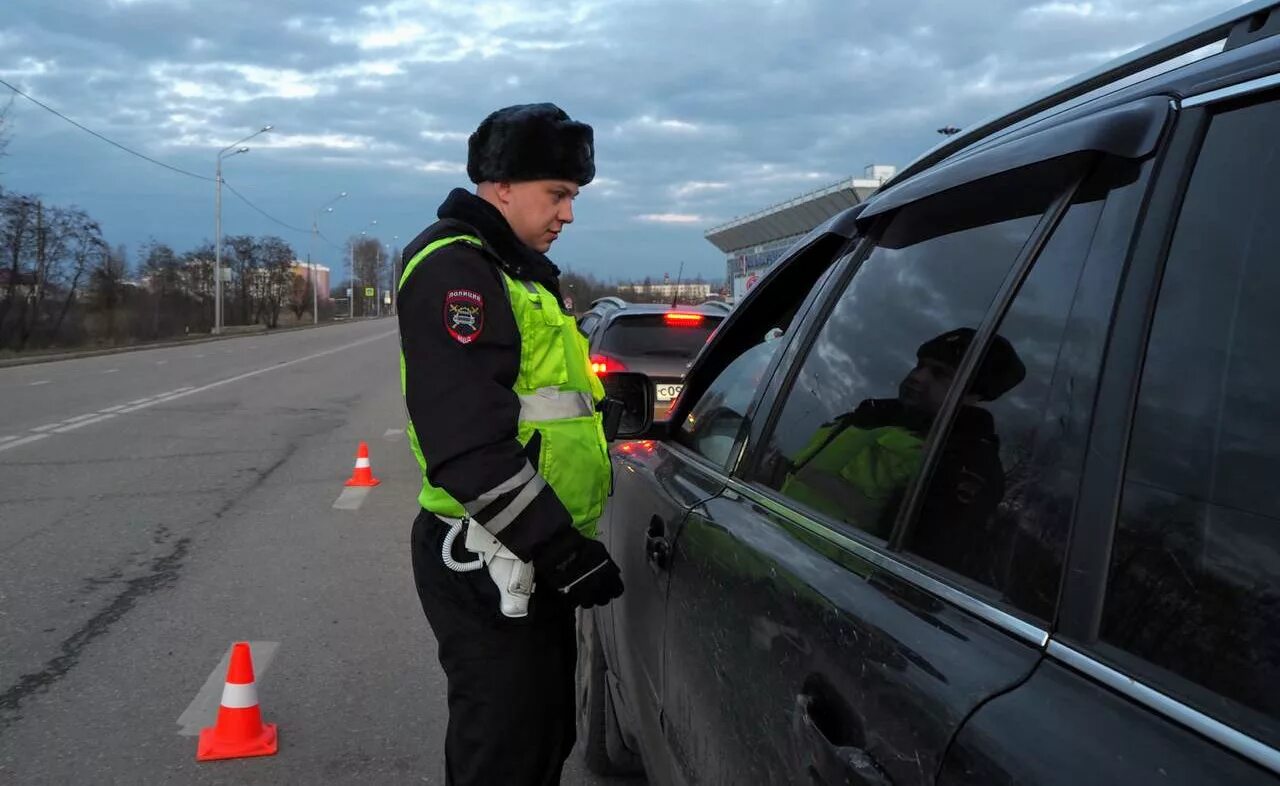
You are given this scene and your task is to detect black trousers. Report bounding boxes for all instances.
[411,509,578,786]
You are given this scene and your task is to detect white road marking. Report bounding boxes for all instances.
[0,435,18,444]
[156,360,168,365]
[3,331,396,454]
[53,414,118,433]
[176,641,279,737]
[102,368,119,374]
[0,433,50,454]
[28,380,49,386]
[332,486,372,510]
[195,354,205,358]
[382,428,405,440]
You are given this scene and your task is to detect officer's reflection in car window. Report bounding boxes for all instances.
[778,329,1026,551]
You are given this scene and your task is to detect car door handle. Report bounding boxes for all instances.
[645,515,669,570]
[794,693,892,786]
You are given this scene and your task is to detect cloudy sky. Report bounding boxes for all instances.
[0,0,1242,282]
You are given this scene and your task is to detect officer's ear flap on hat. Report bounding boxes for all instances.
[467,103,595,187]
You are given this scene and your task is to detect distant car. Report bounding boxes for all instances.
[577,299,724,424]
[581,3,1280,785]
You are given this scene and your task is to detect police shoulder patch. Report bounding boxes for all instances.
[444,289,484,344]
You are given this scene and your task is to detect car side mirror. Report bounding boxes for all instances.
[601,372,655,440]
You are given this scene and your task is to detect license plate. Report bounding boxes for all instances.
[655,384,683,402]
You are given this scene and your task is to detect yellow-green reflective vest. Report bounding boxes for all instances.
[781,422,924,529]
[398,234,610,538]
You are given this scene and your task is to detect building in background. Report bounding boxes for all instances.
[617,280,713,303]
[291,262,331,301]
[705,164,895,300]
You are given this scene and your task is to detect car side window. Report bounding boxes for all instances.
[1099,94,1280,746]
[675,239,845,470]
[749,158,1082,542]
[577,313,600,337]
[902,159,1142,621]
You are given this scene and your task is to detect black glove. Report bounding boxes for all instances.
[532,528,624,608]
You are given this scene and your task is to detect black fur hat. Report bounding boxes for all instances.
[467,103,595,186]
[918,328,1026,401]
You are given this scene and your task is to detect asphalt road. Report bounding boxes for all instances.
[0,319,632,785]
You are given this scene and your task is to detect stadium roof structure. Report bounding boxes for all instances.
[704,175,883,254]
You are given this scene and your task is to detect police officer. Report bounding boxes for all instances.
[780,328,1025,541]
[397,103,624,786]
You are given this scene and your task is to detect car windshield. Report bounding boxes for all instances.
[599,314,722,358]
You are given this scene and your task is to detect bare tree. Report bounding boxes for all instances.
[350,236,386,317]
[288,265,313,321]
[0,192,36,347]
[225,235,259,325]
[91,244,127,341]
[181,243,215,331]
[141,240,181,338]
[49,206,106,342]
[559,269,622,312]
[258,235,294,328]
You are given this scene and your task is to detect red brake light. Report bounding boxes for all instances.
[590,354,627,375]
[664,312,704,326]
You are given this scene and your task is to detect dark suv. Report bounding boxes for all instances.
[581,3,1280,784]
[577,299,725,424]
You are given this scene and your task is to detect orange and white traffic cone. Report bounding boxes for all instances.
[344,441,381,487]
[197,642,278,762]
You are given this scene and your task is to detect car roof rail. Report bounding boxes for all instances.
[885,0,1280,190]
[590,296,628,311]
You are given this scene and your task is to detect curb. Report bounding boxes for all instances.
[0,317,389,369]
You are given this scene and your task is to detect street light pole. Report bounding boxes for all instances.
[310,191,347,325]
[213,125,272,334]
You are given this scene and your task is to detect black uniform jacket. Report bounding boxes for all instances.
[397,188,572,560]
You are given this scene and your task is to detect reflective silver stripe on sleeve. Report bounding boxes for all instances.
[463,461,537,516]
[519,388,594,422]
[481,473,548,536]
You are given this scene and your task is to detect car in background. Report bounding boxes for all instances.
[577,299,724,424]
[580,3,1280,784]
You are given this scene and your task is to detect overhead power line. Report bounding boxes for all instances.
[317,229,343,249]
[1,77,350,251]
[220,179,311,235]
[0,76,213,182]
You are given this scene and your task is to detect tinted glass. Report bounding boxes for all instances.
[680,339,784,468]
[1102,95,1280,744]
[599,313,722,359]
[677,242,846,470]
[751,160,1080,539]
[904,160,1139,620]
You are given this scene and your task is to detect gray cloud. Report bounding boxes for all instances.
[1,0,1241,280]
